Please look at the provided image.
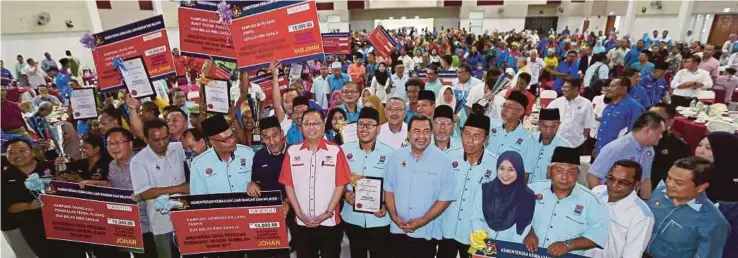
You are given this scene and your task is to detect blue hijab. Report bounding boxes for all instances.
[481,151,535,235]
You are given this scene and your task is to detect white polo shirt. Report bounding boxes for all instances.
[670,68,713,98]
[588,185,655,258]
[377,122,408,150]
[547,95,597,147]
[279,139,351,227]
[130,142,187,235]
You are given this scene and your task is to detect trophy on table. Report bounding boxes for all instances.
[49,123,70,173]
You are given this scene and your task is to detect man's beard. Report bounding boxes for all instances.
[603,97,612,104]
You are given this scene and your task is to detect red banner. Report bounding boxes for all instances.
[41,181,144,251]
[322,33,352,55]
[170,191,288,255]
[252,73,289,107]
[178,2,237,61]
[92,15,175,90]
[367,26,396,60]
[230,1,324,70]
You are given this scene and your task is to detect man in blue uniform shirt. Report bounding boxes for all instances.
[638,61,670,109]
[629,50,655,78]
[385,115,457,258]
[646,157,730,258]
[626,68,651,109]
[327,61,351,94]
[487,91,536,175]
[524,147,610,257]
[624,40,645,67]
[550,50,581,94]
[595,77,644,158]
[528,108,572,183]
[190,115,255,195]
[588,112,665,199]
[341,107,394,258]
[337,82,363,122]
[436,113,498,258]
[286,96,310,145]
[432,105,462,152]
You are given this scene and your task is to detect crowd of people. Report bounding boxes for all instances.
[2,25,738,258]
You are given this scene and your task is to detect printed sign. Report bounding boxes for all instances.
[367,25,396,59]
[92,15,175,90]
[251,73,289,107]
[170,191,288,255]
[178,1,237,61]
[470,239,586,258]
[41,181,143,252]
[322,33,351,54]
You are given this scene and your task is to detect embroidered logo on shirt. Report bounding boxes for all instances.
[401,161,407,167]
[646,151,652,157]
[379,155,386,163]
[574,204,584,215]
[206,168,213,175]
[491,128,497,133]
[241,158,247,166]
[654,200,661,207]
[516,138,523,145]
[536,194,543,200]
[43,168,52,177]
[294,156,301,162]
[325,156,333,163]
[485,169,493,179]
[629,156,635,160]
[452,161,459,168]
[347,153,353,160]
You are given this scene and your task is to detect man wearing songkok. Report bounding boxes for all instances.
[340,107,394,258]
[432,105,461,152]
[528,108,572,182]
[437,113,498,258]
[524,147,610,257]
[486,91,536,175]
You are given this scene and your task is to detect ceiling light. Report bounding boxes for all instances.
[723,8,731,13]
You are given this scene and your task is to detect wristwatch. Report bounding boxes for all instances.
[564,239,573,250]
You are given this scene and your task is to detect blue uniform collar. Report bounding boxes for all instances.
[660,187,703,211]
[625,133,648,151]
[266,143,287,156]
[463,151,484,165]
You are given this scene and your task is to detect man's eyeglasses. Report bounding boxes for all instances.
[302,121,322,128]
[606,176,635,187]
[357,122,377,129]
[107,140,130,147]
[434,120,454,127]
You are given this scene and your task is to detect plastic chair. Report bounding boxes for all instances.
[540,90,557,108]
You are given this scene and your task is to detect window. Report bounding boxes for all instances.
[571,0,585,3]
[546,0,562,4]
[96,1,112,9]
[477,1,504,6]
[138,1,154,11]
[316,2,334,10]
[347,1,364,10]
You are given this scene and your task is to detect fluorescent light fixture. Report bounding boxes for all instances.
[723,8,731,13]
[415,16,420,19]
[389,17,394,19]
[609,12,615,15]
[401,16,406,19]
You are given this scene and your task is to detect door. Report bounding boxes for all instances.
[582,19,590,33]
[605,15,616,35]
[708,14,738,46]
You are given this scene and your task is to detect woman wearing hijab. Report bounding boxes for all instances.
[471,151,535,244]
[369,62,391,103]
[593,41,606,54]
[695,132,738,202]
[436,85,466,140]
[362,95,387,125]
[329,90,343,110]
[59,121,83,162]
[325,108,347,145]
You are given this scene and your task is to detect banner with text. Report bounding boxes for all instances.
[321,33,351,55]
[416,70,457,85]
[41,181,143,252]
[471,239,586,258]
[252,73,289,107]
[230,1,324,70]
[93,15,175,90]
[178,1,237,61]
[170,191,288,255]
[367,25,396,60]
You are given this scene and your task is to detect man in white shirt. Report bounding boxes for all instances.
[23,58,46,90]
[466,70,505,122]
[229,71,266,107]
[378,97,409,149]
[547,80,596,152]
[451,63,483,92]
[390,65,409,101]
[400,49,414,75]
[311,63,330,109]
[130,119,190,258]
[589,160,654,258]
[527,49,545,94]
[670,55,713,107]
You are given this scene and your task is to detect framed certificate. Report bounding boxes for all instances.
[122,56,156,99]
[353,176,383,214]
[70,88,99,120]
[203,79,231,114]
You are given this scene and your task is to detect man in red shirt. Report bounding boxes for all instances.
[172,48,190,86]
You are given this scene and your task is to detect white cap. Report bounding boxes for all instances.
[331,62,342,69]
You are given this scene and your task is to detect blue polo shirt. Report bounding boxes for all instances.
[384,145,457,240]
[527,133,573,183]
[486,122,536,173]
[286,122,303,146]
[327,73,351,93]
[629,85,650,109]
[338,103,363,123]
[590,133,655,183]
[604,40,618,53]
[528,181,610,256]
[639,75,668,109]
[646,186,730,258]
[189,145,255,195]
[340,141,394,228]
[553,61,580,93]
[438,148,499,244]
[630,62,655,78]
[251,145,287,198]
[595,96,644,152]
[624,48,642,67]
